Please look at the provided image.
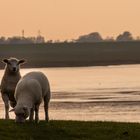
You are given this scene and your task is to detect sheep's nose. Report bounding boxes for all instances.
[13,67,16,72]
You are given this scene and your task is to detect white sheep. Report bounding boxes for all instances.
[10,71,51,123]
[1,57,25,119]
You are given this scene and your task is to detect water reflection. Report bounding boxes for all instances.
[1,65,140,122]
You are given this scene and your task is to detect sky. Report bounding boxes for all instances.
[0,0,140,41]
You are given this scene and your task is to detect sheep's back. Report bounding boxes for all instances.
[21,72,50,97]
[15,78,42,104]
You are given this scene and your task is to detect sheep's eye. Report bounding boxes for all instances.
[16,113,23,116]
[7,62,11,65]
[17,113,27,118]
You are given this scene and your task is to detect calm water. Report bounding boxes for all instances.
[1,65,140,122]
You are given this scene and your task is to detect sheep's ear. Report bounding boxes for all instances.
[9,108,15,112]
[2,59,9,64]
[18,59,26,65]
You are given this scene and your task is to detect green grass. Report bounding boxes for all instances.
[1,42,140,68]
[0,120,140,140]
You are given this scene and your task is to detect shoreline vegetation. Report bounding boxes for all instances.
[0,120,140,140]
[0,42,140,69]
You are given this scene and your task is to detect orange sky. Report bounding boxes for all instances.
[0,0,140,40]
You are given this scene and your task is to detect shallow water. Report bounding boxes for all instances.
[1,65,140,122]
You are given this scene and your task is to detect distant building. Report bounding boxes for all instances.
[36,35,45,43]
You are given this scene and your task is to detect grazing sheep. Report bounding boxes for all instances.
[10,71,51,123]
[1,58,25,119]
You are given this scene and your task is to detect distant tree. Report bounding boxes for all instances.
[76,32,103,42]
[63,40,69,43]
[70,39,76,43]
[47,40,53,43]
[116,31,133,41]
[0,37,6,44]
[104,36,115,42]
[136,36,140,41]
[7,37,22,44]
[54,40,60,43]
[27,37,36,43]
[7,36,36,44]
[4,35,45,44]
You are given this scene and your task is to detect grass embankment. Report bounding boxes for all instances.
[0,120,140,140]
[1,42,140,68]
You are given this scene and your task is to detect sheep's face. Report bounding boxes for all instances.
[14,106,29,123]
[2,58,25,73]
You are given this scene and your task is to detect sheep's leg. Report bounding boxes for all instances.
[35,105,39,123]
[2,94,9,119]
[44,96,49,122]
[29,108,34,122]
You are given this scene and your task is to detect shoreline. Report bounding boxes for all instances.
[1,61,140,70]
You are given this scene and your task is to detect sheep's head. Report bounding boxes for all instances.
[10,106,29,123]
[2,58,26,73]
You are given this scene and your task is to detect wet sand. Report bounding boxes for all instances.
[1,65,140,122]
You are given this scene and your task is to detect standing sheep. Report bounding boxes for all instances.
[10,72,51,123]
[1,57,25,119]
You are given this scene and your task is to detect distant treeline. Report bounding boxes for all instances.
[0,35,45,44]
[0,31,140,44]
[76,31,135,42]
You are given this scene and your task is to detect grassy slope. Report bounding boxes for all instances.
[0,120,140,140]
[1,42,140,68]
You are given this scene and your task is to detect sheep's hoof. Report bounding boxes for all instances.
[29,119,34,122]
[35,120,39,124]
[45,117,49,123]
[5,116,10,120]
